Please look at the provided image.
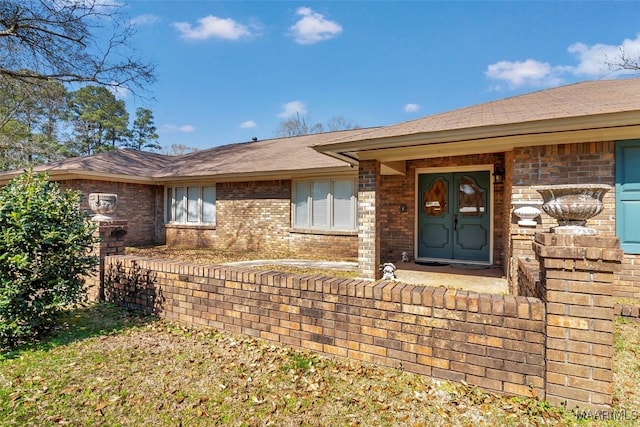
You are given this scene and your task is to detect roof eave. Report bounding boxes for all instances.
[156,166,357,184]
[356,123,640,162]
[315,110,640,160]
[0,170,159,186]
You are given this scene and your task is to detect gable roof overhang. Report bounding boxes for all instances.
[0,167,166,187]
[313,79,640,172]
[315,110,640,167]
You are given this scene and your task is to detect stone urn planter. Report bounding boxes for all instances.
[535,184,612,235]
[88,193,118,221]
[512,202,542,227]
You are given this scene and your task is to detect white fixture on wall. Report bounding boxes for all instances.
[512,201,543,227]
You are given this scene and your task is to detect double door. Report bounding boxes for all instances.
[417,171,490,263]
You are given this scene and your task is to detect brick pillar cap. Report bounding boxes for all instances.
[535,232,620,249]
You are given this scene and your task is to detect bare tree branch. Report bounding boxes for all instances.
[0,0,155,96]
[275,113,360,138]
[606,47,640,73]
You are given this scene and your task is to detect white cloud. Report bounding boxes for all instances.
[486,34,640,90]
[485,59,567,89]
[107,84,129,100]
[130,14,161,27]
[179,125,195,132]
[290,7,342,45]
[162,124,196,133]
[404,103,420,113]
[278,100,307,118]
[240,120,256,129]
[173,15,252,40]
[568,35,640,77]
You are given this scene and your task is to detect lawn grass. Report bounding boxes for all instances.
[1,304,639,426]
[613,316,640,413]
[125,245,359,278]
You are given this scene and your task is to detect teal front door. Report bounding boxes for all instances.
[417,171,491,263]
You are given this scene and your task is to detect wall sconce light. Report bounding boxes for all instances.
[399,203,408,213]
[493,166,505,184]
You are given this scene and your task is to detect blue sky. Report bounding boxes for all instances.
[121,1,640,151]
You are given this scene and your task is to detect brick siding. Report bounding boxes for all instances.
[165,224,217,247]
[358,161,381,278]
[62,138,640,302]
[63,178,358,259]
[507,141,640,299]
[215,180,291,252]
[59,179,164,246]
[289,230,358,260]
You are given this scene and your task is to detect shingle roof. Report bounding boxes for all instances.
[315,78,640,147]
[0,128,371,183]
[3,78,638,184]
[33,149,173,177]
[152,129,370,179]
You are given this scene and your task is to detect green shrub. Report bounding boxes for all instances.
[0,169,98,347]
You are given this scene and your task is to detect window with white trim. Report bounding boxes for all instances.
[292,179,356,231]
[166,185,216,225]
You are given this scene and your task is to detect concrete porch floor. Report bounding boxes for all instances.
[394,261,509,295]
[226,259,509,295]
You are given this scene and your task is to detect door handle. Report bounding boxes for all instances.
[454,214,458,231]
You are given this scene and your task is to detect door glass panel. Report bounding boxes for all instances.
[423,178,447,216]
[458,176,485,216]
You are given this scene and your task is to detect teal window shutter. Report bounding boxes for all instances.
[616,139,640,254]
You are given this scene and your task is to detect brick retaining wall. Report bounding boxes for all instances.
[88,222,623,410]
[93,255,546,399]
[518,257,541,298]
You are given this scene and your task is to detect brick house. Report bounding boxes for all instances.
[314,78,640,299]
[2,78,639,298]
[0,130,365,259]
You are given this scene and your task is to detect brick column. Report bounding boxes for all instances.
[534,233,623,409]
[358,160,381,279]
[87,220,128,302]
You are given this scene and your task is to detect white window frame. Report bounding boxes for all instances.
[292,178,357,231]
[166,185,216,225]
